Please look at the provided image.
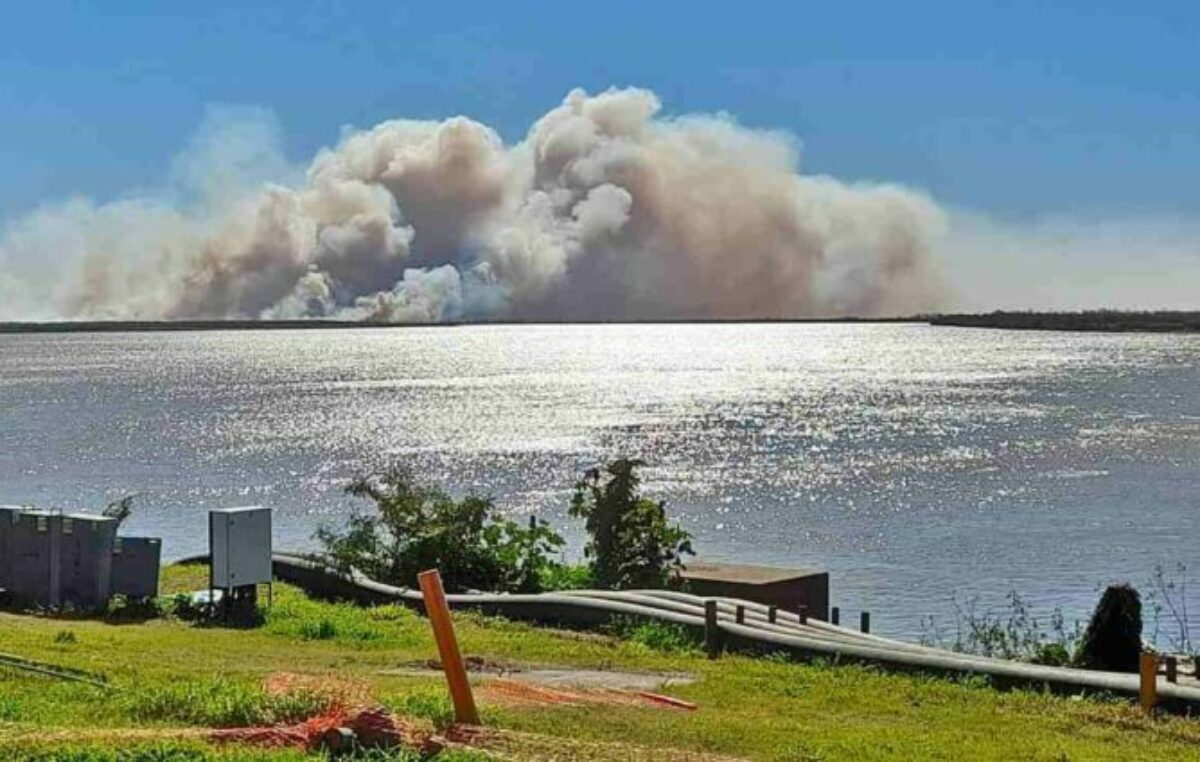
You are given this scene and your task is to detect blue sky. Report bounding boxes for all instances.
[2,1,1198,311]
[4,0,1199,219]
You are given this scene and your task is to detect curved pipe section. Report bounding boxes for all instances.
[171,552,1200,712]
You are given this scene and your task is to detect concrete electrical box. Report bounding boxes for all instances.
[112,536,162,599]
[209,506,273,589]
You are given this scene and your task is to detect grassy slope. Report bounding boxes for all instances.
[0,565,1198,761]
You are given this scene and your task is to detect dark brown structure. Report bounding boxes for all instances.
[680,561,829,621]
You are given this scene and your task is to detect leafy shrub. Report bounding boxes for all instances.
[537,562,594,591]
[569,458,693,589]
[104,594,163,622]
[162,593,209,622]
[317,467,565,593]
[1074,583,1143,673]
[52,630,77,645]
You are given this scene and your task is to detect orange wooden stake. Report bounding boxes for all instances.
[418,569,481,725]
[1139,651,1158,715]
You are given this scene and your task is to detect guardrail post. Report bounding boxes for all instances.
[1165,655,1178,684]
[704,599,724,659]
[1140,652,1158,714]
[418,569,481,725]
[860,611,870,634]
[767,606,778,624]
[735,605,745,624]
[831,606,840,625]
[797,605,808,625]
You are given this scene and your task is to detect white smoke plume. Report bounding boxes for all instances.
[0,88,948,322]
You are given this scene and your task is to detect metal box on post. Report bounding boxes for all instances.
[209,506,273,590]
[58,514,118,608]
[112,536,162,599]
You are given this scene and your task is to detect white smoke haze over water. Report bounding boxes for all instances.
[0,88,956,322]
[942,211,1200,312]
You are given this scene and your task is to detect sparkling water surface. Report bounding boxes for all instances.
[2,323,1198,640]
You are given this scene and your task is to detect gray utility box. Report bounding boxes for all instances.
[112,536,162,599]
[209,506,273,590]
[59,514,118,608]
[0,505,25,591]
[8,512,120,608]
[9,512,63,607]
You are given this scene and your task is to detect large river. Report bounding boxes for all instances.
[2,323,1198,640]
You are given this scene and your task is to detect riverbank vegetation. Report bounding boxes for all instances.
[4,563,1200,760]
[317,459,692,594]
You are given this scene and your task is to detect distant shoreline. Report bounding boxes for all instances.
[929,311,1200,333]
[1,311,1198,334]
[0,317,920,334]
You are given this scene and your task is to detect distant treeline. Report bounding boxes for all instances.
[3,313,1196,334]
[0,317,919,334]
[929,310,1200,333]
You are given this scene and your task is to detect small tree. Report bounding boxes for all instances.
[316,467,563,593]
[569,458,693,589]
[1074,583,1143,673]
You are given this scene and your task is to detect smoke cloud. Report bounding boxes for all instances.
[0,88,948,322]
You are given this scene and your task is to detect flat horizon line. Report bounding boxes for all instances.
[2,309,1199,334]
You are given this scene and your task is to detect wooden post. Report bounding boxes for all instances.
[1140,652,1158,715]
[1165,655,1178,684]
[831,606,840,626]
[860,611,870,634]
[767,606,778,624]
[735,605,745,624]
[704,599,724,659]
[418,569,480,726]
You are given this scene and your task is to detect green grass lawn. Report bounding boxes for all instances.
[1,564,1198,761]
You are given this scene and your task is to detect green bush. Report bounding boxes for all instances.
[104,594,163,622]
[317,467,565,593]
[1074,583,1143,673]
[569,458,693,589]
[537,562,594,591]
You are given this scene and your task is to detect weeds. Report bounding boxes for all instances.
[606,616,702,653]
[385,690,456,729]
[1145,563,1195,657]
[123,678,332,728]
[920,590,1080,664]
